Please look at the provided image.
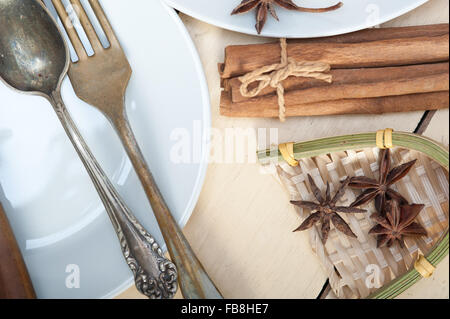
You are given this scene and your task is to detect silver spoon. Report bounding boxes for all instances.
[0,0,177,299]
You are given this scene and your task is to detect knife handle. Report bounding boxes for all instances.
[0,202,36,299]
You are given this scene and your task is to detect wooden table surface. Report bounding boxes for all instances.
[118,0,449,299]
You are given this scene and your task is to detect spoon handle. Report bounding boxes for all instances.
[111,112,223,299]
[48,91,178,299]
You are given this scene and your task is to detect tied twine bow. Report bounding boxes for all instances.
[238,38,333,122]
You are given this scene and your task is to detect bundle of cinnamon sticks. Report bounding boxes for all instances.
[219,24,449,118]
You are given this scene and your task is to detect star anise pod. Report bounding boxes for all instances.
[349,149,417,215]
[291,174,366,244]
[369,200,428,248]
[231,0,343,34]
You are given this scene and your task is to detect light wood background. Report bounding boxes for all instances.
[118,0,449,299]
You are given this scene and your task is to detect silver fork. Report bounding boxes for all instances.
[49,0,222,298]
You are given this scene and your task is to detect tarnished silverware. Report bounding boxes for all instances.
[49,0,222,298]
[0,0,177,299]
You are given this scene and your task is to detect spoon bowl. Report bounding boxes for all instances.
[0,0,67,96]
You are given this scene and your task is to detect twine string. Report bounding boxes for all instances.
[238,38,333,122]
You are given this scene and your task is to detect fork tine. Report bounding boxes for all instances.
[51,0,88,60]
[88,0,119,47]
[68,0,103,52]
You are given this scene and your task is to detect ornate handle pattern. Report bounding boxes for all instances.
[49,91,177,299]
[112,112,223,299]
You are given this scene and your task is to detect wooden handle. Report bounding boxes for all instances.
[113,114,222,299]
[0,202,36,299]
[220,31,449,78]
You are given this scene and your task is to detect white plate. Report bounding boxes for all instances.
[164,0,429,38]
[0,0,210,298]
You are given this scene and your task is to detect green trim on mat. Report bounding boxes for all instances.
[368,233,449,299]
[257,131,449,299]
[257,132,449,170]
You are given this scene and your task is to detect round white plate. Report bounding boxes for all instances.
[164,0,429,38]
[0,0,210,298]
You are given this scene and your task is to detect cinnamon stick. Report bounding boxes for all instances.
[220,91,449,118]
[219,34,449,79]
[224,62,449,104]
[219,24,449,78]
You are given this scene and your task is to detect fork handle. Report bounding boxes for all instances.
[48,91,178,299]
[112,111,222,299]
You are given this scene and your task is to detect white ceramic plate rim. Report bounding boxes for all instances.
[101,2,211,299]
[163,0,429,38]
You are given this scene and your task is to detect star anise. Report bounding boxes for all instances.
[231,0,343,34]
[291,174,366,244]
[349,149,417,215]
[369,200,428,248]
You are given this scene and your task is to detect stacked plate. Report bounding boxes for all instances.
[164,0,429,37]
